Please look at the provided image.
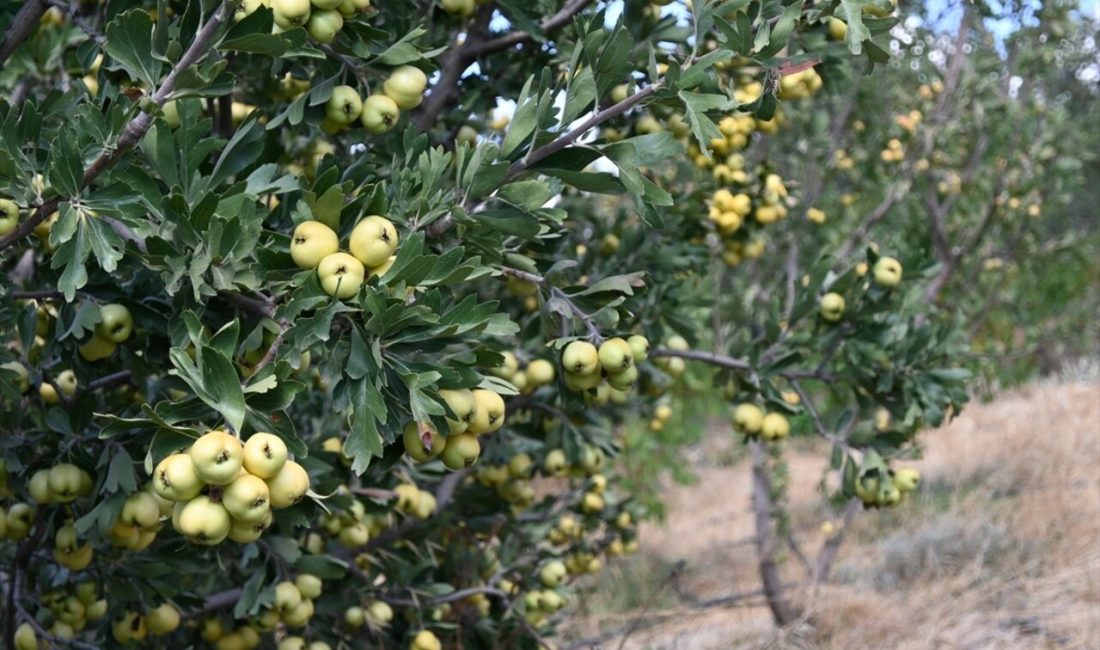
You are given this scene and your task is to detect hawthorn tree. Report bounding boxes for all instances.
[0,0,986,648]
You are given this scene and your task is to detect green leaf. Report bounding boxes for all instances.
[200,347,247,433]
[502,78,539,158]
[47,130,84,197]
[840,0,873,55]
[103,449,137,494]
[104,10,164,89]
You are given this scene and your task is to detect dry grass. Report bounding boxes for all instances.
[564,377,1100,650]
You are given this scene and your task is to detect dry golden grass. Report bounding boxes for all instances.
[565,377,1100,650]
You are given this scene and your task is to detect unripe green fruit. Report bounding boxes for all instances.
[97,303,133,343]
[272,0,311,28]
[441,433,480,470]
[48,463,84,502]
[627,334,650,362]
[29,469,52,503]
[893,468,920,492]
[283,598,314,628]
[562,340,599,375]
[344,606,366,628]
[598,337,634,373]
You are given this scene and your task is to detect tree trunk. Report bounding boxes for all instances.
[750,441,802,626]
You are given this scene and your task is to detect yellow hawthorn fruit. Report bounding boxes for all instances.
[318,252,366,299]
[507,452,532,478]
[146,603,181,635]
[383,65,428,110]
[410,630,442,650]
[819,292,846,322]
[438,388,476,434]
[242,432,289,479]
[894,468,921,492]
[403,422,445,462]
[827,16,848,40]
[154,453,204,501]
[760,413,790,441]
[349,215,399,267]
[597,337,634,374]
[190,430,245,486]
[175,496,231,545]
[581,491,604,513]
[538,560,567,588]
[562,340,599,375]
[807,207,826,224]
[221,473,271,524]
[468,389,505,435]
[543,449,567,476]
[112,611,147,643]
[295,574,323,600]
[441,434,480,470]
[290,221,339,270]
[344,606,366,628]
[120,491,161,528]
[265,460,310,508]
[14,623,37,650]
[525,359,555,386]
[732,403,764,434]
[361,94,400,134]
[872,256,903,288]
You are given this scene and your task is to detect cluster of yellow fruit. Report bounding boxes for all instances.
[28,462,94,504]
[13,583,109,649]
[291,214,400,298]
[110,603,182,644]
[732,403,790,442]
[606,511,641,557]
[79,302,134,361]
[235,0,370,43]
[652,334,688,378]
[473,454,535,510]
[319,492,391,547]
[560,335,649,394]
[834,148,856,170]
[895,109,923,133]
[854,466,921,507]
[153,431,310,545]
[0,502,34,541]
[402,387,506,469]
[706,173,789,267]
[197,617,265,650]
[107,485,175,552]
[394,482,438,520]
[52,521,96,570]
[880,137,906,163]
[277,637,337,650]
[343,600,394,630]
[489,352,556,394]
[777,67,824,100]
[250,575,325,633]
[648,402,673,431]
[316,65,427,136]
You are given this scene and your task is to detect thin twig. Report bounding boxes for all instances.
[0,0,48,67]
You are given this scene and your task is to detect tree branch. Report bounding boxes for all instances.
[813,499,861,583]
[0,0,47,67]
[413,0,596,131]
[0,1,231,253]
[750,441,801,626]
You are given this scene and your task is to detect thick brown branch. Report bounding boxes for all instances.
[750,441,801,625]
[0,0,47,67]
